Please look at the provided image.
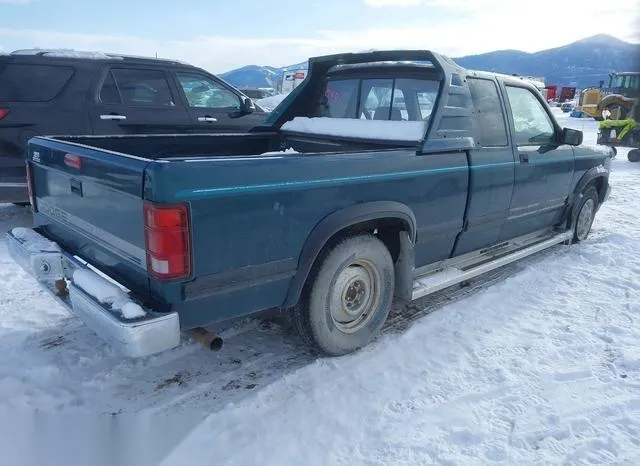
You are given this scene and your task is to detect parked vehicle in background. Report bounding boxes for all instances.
[280,69,308,93]
[8,50,613,360]
[561,101,575,112]
[597,96,640,162]
[558,86,577,103]
[240,88,275,100]
[0,49,268,203]
[577,71,640,120]
[256,93,290,112]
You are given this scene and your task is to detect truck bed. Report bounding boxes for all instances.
[49,132,419,161]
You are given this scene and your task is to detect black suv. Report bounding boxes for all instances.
[0,49,268,203]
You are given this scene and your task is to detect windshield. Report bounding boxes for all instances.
[610,74,640,90]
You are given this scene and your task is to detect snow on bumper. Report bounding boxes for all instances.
[6,228,180,358]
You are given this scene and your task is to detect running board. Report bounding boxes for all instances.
[412,230,573,300]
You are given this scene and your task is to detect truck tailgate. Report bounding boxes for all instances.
[28,137,150,296]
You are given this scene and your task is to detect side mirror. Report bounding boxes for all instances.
[561,127,583,146]
[240,97,255,114]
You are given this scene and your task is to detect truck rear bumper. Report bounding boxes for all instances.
[6,228,180,358]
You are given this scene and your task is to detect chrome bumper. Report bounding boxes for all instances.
[6,228,180,358]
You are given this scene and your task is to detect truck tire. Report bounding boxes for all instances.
[292,234,395,356]
[573,186,599,243]
[628,149,640,162]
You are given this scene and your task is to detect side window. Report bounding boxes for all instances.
[505,86,555,145]
[108,69,175,107]
[99,72,121,104]
[468,78,508,147]
[0,64,74,102]
[359,79,394,120]
[176,73,240,109]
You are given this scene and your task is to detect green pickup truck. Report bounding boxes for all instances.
[7,50,612,358]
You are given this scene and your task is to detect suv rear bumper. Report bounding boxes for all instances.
[6,228,181,358]
[0,159,29,203]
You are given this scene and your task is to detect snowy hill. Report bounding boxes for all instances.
[220,64,281,88]
[221,34,639,89]
[455,34,640,88]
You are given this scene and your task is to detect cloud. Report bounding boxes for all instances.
[1,0,637,75]
[363,0,421,6]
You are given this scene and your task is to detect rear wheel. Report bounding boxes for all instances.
[293,234,395,356]
[628,149,640,162]
[573,186,599,243]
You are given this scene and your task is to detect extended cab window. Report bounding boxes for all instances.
[468,78,508,147]
[102,69,175,107]
[505,86,555,145]
[0,64,74,102]
[176,73,241,109]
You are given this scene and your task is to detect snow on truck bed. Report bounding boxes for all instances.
[0,114,639,465]
[282,117,427,141]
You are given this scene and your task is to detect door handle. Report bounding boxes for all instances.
[197,116,218,122]
[100,114,127,120]
[519,152,529,163]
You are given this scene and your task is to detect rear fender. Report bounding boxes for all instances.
[283,201,416,307]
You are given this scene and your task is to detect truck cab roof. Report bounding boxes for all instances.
[263,49,545,153]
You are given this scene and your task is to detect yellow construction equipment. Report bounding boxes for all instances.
[577,71,639,120]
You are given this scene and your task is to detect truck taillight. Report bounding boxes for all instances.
[25,162,35,209]
[144,202,191,280]
[0,108,8,120]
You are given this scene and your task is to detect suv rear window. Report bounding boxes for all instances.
[0,64,74,102]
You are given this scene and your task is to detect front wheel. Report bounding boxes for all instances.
[573,186,599,243]
[628,149,640,162]
[293,234,395,356]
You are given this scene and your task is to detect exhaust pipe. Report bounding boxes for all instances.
[189,327,223,351]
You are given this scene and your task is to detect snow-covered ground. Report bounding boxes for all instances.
[1,111,639,465]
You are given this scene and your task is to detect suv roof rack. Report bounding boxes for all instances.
[9,48,188,65]
[10,48,123,59]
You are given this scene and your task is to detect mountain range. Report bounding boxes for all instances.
[220,34,639,90]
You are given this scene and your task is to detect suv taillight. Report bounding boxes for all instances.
[25,162,35,210]
[0,108,8,120]
[144,202,191,280]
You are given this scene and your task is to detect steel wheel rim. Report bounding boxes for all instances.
[330,259,381,334]
[576,199,595,240]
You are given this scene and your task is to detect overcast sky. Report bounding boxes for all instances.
[1,0,638,73]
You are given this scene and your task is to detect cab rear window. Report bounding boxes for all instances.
[0,63,74,102]
[316,77,440,122]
